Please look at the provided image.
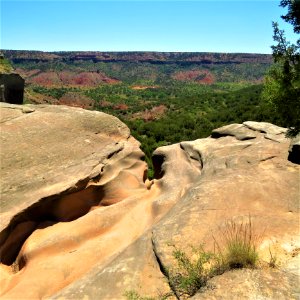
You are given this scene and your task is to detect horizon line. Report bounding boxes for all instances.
[1,49,272,55]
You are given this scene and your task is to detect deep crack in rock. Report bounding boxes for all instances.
[151,235,179,300]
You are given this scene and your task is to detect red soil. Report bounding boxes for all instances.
[99,100,113,107]
[172,70,215,84]
[15,68,41,78]
[113,104,129,111]
[27,71,120,87]
[130,105,167,121]
[58,92,95,109]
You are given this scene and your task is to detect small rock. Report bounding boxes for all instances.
[22,106,35,114]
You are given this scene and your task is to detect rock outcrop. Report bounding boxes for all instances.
[0,54,24,104]
[288,134,300,164]
[0,105,299,299]
[0,73,24,104]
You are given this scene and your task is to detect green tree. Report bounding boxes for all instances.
[263,0,300,137]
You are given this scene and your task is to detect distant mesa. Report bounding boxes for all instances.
[2,50,273,65]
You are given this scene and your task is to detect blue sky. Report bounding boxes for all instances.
[0,0,298,53]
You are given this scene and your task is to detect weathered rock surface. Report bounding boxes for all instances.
[0,107,299,300]
[192,267,299,299]
[211,123,257,140]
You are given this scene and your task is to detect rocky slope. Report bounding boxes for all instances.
[0,104,299,299]
[20,70,120,87]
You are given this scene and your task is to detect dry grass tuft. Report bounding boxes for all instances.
[214,215,259,270]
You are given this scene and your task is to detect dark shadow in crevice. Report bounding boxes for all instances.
[211,132,256,141]
[288,145,300,164]
[152,153,166,180]
[0,184,106,267]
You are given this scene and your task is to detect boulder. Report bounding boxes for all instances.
[0,73,24,104]
[0,109,299,299]
[288,134,300,164]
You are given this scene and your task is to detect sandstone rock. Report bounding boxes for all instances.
[288,134,300,164]
[243,121,287,135]
[0,112,299,299]
[192,268,299,299]
[0,73,24,104]
[211,123,257,140]
[150,124,299,299]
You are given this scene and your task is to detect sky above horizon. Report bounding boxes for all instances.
[0,0,298,54]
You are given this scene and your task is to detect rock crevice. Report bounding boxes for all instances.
[0,105,299,299]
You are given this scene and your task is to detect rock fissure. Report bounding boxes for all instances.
[260,155,277,162]
[151,236,179,300]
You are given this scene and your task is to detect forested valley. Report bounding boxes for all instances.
[3,51,281,176]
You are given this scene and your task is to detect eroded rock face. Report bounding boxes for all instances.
[0,110,299,299]
[0,73,24,104]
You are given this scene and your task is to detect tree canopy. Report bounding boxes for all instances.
[263,0,300,137]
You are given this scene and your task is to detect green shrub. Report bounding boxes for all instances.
[124,290,156,300]
[124,290,170,300]
[125,217,260,299]
[168,245,216,297]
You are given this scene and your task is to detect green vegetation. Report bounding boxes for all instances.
[262,0,300,137]
[167,244,216,298]
[31,86,72,99]
[125,217,259,299]
[0,57,13,73]
[124,290,157,300]
[6,50,286,176]
[168,217,259,298]
[25,80,280,178]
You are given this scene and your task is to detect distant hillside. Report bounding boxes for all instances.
[0,50,281,178]
[1,50,272,86]
[2,50,272,64]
